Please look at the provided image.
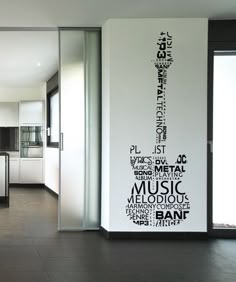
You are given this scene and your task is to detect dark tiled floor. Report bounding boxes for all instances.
[0,187,235,281]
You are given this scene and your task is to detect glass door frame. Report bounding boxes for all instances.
[58,27,101,231]
[208,41,236,238]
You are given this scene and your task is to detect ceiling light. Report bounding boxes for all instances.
[37,62,41,67]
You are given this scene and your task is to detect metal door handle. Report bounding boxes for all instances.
[60,133,64,151]
[208,141,213,153]
[47,127,51,136]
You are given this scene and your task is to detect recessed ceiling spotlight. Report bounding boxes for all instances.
[37,62,41,67]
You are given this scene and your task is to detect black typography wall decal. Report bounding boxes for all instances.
[125,32,191,227]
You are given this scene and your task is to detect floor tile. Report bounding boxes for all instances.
[0,187,235,282]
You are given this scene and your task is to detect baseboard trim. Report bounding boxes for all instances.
[0,196,9,207]
[44,185,58,198]
[9,184,58,199]
[58,228,99,232]
[10,183,44,188]
[100,227,208,240]
[209,229,236,239]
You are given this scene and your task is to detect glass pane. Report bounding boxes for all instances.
[0,127,19,151]
[84,31,100,229]
[60,30,86,230]
[0,155,6,196]
[50,92,59,143]
[59,29,101,230]
[20,126,43,158]
[213,54,236,228]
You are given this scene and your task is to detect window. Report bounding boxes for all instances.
[47,88,59,147]
[208,20,236,238]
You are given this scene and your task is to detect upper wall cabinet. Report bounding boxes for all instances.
[0,102,19,126]
[19,101,43,125]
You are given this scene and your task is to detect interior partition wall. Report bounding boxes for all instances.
[59,28,101,230]
[101,19,208,238]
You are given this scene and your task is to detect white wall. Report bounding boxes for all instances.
[0,87,42,101]
[41,83,59,195]
[0,102,18,126]
[45,148,59,194]
[102,18,208,232]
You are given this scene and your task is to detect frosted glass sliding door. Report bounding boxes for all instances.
[0,156,6,196]
[59,29,100,230]
[84,31,101,229]
[59,30,85,230]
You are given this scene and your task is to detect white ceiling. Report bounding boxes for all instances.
[0,32,58,87]
[0,0,235,87]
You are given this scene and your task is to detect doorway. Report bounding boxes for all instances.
[0,30,59,236]
[0,28,101,233]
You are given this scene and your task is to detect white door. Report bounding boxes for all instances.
[59,29,100,231]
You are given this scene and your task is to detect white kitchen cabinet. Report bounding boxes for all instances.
[0,102,18,126]
[19,101,44,184]
[9,158,19,183]
[20,158,43,183]
[19,101,43,125]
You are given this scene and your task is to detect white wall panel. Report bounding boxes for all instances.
[102,19,208,232]
[0,102,18,126]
